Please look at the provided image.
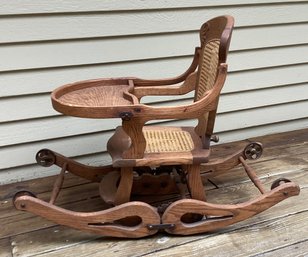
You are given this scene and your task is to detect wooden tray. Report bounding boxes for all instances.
[51,78,139,118]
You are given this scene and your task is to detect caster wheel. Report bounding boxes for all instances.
[13,190,37,208]
[36,149,56,167]
[244,142,263,160]
[271,178,292,190]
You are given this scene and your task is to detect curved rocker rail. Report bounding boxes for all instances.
[36,149,118,182]
[162,182,300,235]
[200,149,245,179]
[14,196,160,238]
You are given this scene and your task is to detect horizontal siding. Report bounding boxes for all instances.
[1,61,308,98]
[0,1,308,183]
[2,0,307,15]
[2,24,308,72]
[1,3,308,43]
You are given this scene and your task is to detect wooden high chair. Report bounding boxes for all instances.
[13,16,300,238]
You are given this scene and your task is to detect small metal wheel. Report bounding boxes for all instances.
[271,178,292,190]
[36,149,56,167]
[13,190,37,208]
[210,134,219,143]
[244,142,263,160]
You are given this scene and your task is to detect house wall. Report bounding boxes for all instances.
[1,0,308,184]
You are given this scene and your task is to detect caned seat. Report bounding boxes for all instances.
[107,126,209,167]
[143,127,194,153]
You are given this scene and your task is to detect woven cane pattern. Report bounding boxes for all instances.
[196,40,220,101]
[144,129,194,153]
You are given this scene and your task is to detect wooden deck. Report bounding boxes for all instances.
[1,129,307,257]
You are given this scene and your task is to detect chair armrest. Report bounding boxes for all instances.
[133,72,197,99]
[133,47,200,87]
[113,64,226,160]
[138,64,227,120]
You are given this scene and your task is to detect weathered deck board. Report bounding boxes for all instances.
[143,212,308,257]
[1,128,307,257]
[0,173,89,201]
[10,170,307,257]
[256,239,308,257]
[0,238,12,257]
[1,149,304,239]
[0,189,107,239]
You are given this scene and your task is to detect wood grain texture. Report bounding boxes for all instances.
[1,128,306,255]
[147,212,308,257]
[163,183,300,235]
[14,196,160,238]
[114,168,133,205]
[0,238,12,257]
[257,240,308,257]
[1,184,106,238]
[187,165,206,201]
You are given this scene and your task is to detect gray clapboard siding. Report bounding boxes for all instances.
[229,44,308,71]
[2,0,307,15]
[215,101,308,132]
[225,64,308,93]
[0,57,191,97]
[2,23,308,72]
[233,23,308,49]
[1,131,114,170]
[1,3,308,43]
[0,1,308,183]
[0,117,120,147]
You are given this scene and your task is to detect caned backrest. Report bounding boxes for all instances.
[193,16,234,142]
[195,16,234,102]
[195,39,220,100]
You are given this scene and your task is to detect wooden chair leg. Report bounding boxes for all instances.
[187,164,206,201]
[114,167,134,205]
[99,171,120,205]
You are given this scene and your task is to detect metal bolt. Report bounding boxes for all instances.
[119,112,133,121]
